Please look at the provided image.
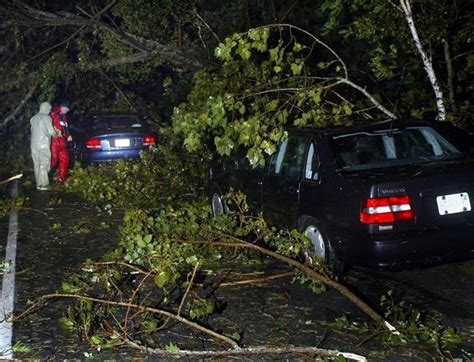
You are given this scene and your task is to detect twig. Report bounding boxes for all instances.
[2,83,38,128]
[123,269,154,335]
[98,69,137,112]
[0,173,23,185]
[357,330,387,347]
[196,271,294,288]
[19,207,48,216]
[178,262,200,316]
[195,11,220,43]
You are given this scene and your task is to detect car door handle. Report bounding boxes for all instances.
[287,186,299,194]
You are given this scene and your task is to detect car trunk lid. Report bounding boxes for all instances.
[348,160,474,231]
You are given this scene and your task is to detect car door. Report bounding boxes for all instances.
[232,157,265,212]
[262,134,310,228]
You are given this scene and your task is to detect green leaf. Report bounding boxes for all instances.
[154,271,170,288]
[293,42,302,52]
[185,255,198,264]
[59,317,76,332]
[343,102,353,115]
[136,235,146,248]
[165,342,181,354]
[91,335,105,345]
[13,341,30,353]
[61,282,79,293]
[290,62,303,75]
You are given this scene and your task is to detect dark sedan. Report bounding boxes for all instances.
[209,120,474,271]
[70,113,157,164]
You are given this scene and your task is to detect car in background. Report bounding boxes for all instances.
[209,120,474,272]
[70,113,157,164]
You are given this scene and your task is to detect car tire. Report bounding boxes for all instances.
[210,187,229,218]
[299,216,345,274]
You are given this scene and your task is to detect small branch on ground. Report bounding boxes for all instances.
[0,173,23,185]
[12,293,240,349]
[125,340,367,361]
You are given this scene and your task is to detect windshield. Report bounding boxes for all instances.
[331,126,463,171]
[92,115,144,131]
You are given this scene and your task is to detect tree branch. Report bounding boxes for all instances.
[0,1,203,70]
[2,83,39,128]
[173,235,400,335]
[126,340,367,361]
[13,293,240,349]
[335,78,397,119]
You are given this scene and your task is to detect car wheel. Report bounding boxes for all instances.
[211,190,229,217]
[300,217,345,274]
[304,225,326,260]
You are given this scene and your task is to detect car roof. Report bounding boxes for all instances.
[87,112,144,119]
[289,119,432,137]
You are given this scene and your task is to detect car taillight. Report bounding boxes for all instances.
[86,138,101,149]
[144,135,156,145]
[360,195,415,224]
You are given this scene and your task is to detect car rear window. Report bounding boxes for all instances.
[331,126,463,171]
[92,116,144,131]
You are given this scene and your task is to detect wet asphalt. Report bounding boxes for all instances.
[0,182,473,360]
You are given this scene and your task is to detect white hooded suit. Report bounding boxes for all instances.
[30,102,55,189]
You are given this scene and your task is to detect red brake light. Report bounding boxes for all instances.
[86,138,101,149]
[144,135,156,145]
[360,195,415,224]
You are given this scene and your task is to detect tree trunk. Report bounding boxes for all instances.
[400,0,446,121]
[443,38,457,113]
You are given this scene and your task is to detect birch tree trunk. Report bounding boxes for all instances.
[400,0,447,121]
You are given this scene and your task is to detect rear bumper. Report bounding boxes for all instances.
[336,226,474,270]
[83,149,142,163]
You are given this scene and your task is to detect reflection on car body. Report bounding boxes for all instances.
[70,113,157,164]
[209,120,474,271]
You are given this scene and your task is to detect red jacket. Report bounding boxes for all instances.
[50,105,70,143]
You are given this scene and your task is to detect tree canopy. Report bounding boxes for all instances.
[0,0,472,167]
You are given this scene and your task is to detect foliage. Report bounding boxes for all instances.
[332,290,462,354]
[65,127,209,210]
[59,180,333,350]
[316,0,474,124]
[0,195,26,218]
[173,25,360,166]
[12,341,31,354]
[1,0,473,171]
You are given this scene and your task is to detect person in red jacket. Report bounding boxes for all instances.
[50,101,73,183]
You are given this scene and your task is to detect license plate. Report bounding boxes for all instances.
[436,192,471,215]
[115,138,130,147]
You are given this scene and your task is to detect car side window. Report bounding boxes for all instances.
[269,136,308,178]
[305,142,320,180]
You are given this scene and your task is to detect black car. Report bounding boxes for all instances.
[209,120,474,271]
[70,113,157,164]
